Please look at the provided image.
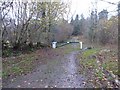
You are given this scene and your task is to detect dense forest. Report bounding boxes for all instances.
[1,1,118,56]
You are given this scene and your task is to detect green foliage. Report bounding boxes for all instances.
[101,59,118,75]
[95,70,103,80]
[2,53,37,79]
[2,72,9,78]
[77,47,118,86]
[83,49,98,58]
[2,49,13,57]
[82,59,97,69]
[11,67,23,74]
[2,1,70,52]
[78,49,99,72]
[61,44,80,54]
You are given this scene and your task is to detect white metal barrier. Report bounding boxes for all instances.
[52,42,57,49]
[52,41,83,49]
[80,42,82,49]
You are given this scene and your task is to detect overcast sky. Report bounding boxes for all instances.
[68,0,119,19]
[2,0,119,21]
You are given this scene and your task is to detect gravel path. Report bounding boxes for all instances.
[3,51,93,88]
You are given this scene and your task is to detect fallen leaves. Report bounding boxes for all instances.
[77,48,119,88]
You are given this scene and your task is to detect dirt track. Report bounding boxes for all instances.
[3,50,93,88]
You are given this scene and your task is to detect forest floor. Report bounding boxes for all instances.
[2,36,119,88]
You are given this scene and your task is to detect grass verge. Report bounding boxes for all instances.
[77,48,118,88]
[2,42,80,80]
[2,53,37,79]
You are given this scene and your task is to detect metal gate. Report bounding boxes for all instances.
[52,41,83,49]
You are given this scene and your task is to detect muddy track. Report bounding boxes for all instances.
[3,50,93,88]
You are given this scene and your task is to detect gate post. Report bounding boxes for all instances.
[80,42,83,49]
[52,42,57,49]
